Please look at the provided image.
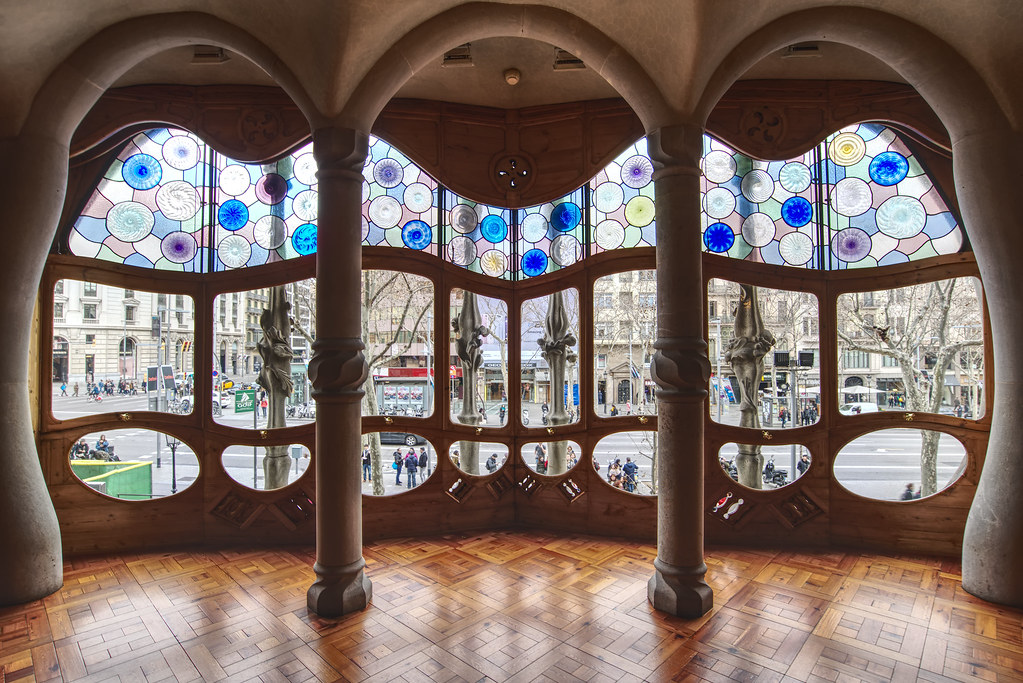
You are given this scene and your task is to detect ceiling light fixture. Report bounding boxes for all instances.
[504,68,521,86]
[191,45,229,65]
[553,48,586,70]
[442,44,474,68]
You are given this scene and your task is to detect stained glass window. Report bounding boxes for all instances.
[590,138,657,253]
[700,123,963,269]
[518,188,586,277]
[361,137,438,254]
[444,193,513,279]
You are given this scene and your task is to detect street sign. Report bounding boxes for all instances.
[146,366,159,392]
[234,389,256,413]
[161,365,175,390]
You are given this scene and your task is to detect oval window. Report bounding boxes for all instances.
[522,439,583,478]
[68,428,197,499]
[363,432,436,495]
[450,441,509,476]
[594,431,657,495]
[221,443,310,490]
[717,443,811,490]
[834,428,966,500]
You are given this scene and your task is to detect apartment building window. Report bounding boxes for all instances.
[83,282,98,297]
[83,303,97,320]
[843,350,871,368]
[619,271,633,282]
[55,280,64,295]
[54,302,64,319]
[125,305,136,323]
[596,294,612,308]
[595,323,609,338]
[124,288,134,298]
[639,270,655,281]
[597,353,607,369]
[639,293,656,308]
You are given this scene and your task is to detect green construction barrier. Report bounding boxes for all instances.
[70,460,153,500]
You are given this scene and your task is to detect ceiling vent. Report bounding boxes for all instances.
[553,48,586,70]
[191,46,229,65]
[782,43,822,58]
[442,44,474,68]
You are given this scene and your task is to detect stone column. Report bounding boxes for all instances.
[454,291,488,474]
[0,133,65,606]
[306,127,372,616]
[540,290,577,475]
[258,285,294,490]
[646,124,713,617]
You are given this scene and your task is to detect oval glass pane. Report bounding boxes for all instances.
[594,431,658,495]
[522,289,580,427]
[68,428,197,499]
[834,428,966,500]
[594,271,657,418]
[717,443,811,490]
[51,282,195,420]
[522,440,582,477]
[449,441,509,476]
[707,279,820,428]
[222,443,310,490]
[362,432,436,495]
[450,290,507,428]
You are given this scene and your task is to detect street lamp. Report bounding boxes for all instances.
[167,435,179,494]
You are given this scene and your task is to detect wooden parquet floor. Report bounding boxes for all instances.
[2,533,1022,682]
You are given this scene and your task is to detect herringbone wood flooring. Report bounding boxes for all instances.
[1,534,1021,682]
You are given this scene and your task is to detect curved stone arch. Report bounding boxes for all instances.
[337,2,674,133]
[693,7,1023,609]
[23,11,322,144]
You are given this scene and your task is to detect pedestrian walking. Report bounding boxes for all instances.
[404,448,419,488]
[260,396,268,418]
[418,447,430,477]
[362,446,371,482]
[392,449,403,485]
[72,382,79,397]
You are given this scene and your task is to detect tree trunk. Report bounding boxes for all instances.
[920,429,940,496]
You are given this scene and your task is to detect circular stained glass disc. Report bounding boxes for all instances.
[255,173,288,205]
[621,155,654,188]
[551,234,581,266]
[779,162,812,193]
[218,199,249,231]
[121,154,162,190]
[740,169,775,203]
[550,202,581,231]
[293,153,317,185]
[741,213,776,248]
[831,227,872,262]
[219,165,251,196]
[107,201,155,242]
[218,234,251,268]
[625,195,655,227]
[449,204,478,234]
[521,213,548,242]
[779,232,814,265]
[876,195,926,238]
[292,223,317,255]
[831,177,872,217]
[480,250,507,277]
[361,182,370,204]
[702,150,737,183]
[595,219,626,249]
[448,235,476,266]
[361,216,369,241]
[521,249,548,277]
[704,187,736,219]
[403,183,433,213]
[703,223,734,253]
[869,151,909,186]
[156,181,200,221]
[293,190,318,221]
[161,231,197,264]
[593,182,624,212]
[373,158,404,188]
[829,132,866,166]
[162,135,200,171]
[401,220,432,250]
[253,215,287,249]
[368,195,401,228]
[480,214,508,243]
[781,196,813,227]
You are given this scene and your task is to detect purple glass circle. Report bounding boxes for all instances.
[255,173,288,205]
[161,231,198,264]
[831,227,872,262]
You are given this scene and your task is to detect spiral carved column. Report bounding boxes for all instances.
[306,127,372,617]
[646,124,713,617]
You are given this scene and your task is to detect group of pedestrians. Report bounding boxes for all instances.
[604,456,640,492]
[390,447,430,488]
[68,433,119,461]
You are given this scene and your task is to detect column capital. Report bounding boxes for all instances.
[312,127,370,179]
[651,336,710,402]
[308,337,368,401]
[646,123,704,172]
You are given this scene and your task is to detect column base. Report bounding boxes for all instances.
[648,558,713,617]
[306,559,372,617]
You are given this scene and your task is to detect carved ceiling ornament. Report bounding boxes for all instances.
[492,152,535,195]
[239,107,282,146]
[740,105,786,146]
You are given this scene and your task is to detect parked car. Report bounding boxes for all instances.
[839,402,879,416]
[212,391,231,409]
[379,432,424,446]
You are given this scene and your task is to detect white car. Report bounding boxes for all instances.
[212,391,231,409]
[839,402,879,416]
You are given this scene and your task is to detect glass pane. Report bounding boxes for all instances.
[594,431,658,494]
[361,137,439,253]
[444,194,513,279]
[521,289,580,427]
[362,271,435,418]
[522,440,582,477]
[836,278,984,419]
[590,138,656,252]
[212,282,315,428]
[450,289,507,427]
[362,433,435,495]
[68,428,197,499]
[594,271,656,417]
[707,279,819,428]
[518,189,585,276]
[449,442,509,476]
[717,443,811,490]
[834,428,966,500]
[221,443,310,490]
[52,282,194,420]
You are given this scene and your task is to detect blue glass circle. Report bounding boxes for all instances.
[121,154,162,190]
[401,220,432,250]
[292,223,317,255]
[218,199,249,231]
[703,223,735,253]
[521,249,548,277]
[550,202,581,232]
[480,214,508,243]
[869,151,909,186]
[781,196,813,227]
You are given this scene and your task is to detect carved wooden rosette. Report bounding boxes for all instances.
[257,285,295,490]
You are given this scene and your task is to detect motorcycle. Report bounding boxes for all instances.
[763,458,788,487]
